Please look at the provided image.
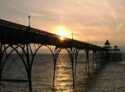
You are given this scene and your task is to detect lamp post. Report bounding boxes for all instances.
[72,32,73,41]
[28,16,31,27]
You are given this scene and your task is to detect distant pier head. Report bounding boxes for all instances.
[104,40,122,62]
[97,40,122,63]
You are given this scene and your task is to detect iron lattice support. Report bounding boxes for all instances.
[48,46,80,90]
[10,44,62,91]
[67,48,79,90]
[0,43,15,83]
[46,46,61,88]
[11,43,42,92]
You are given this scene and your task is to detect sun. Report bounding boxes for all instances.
[57,26,67,36]
[54,25,71,40]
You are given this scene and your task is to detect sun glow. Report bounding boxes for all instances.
[53,25,71,40]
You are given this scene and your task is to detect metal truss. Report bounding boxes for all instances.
[0,42,108,92]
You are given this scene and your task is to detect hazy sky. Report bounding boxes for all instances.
[0,0,125,47]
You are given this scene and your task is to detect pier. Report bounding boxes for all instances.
[0,19,120,92]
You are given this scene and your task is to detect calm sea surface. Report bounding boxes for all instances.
[0,53,125,92]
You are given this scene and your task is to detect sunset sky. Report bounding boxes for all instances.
[0,0,125,48]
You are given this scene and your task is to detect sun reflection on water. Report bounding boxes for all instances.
[54,54,73,92]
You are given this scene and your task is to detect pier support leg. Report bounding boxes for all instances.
[0,74,1,82]
[49,47,60,89]
[85,50,89,77]
[0,44,3,83]
[67,48,79,90]
[74,50,79,81]
[0,59,2,82]
[93,51,96,71]
[69,50,75,89]
[27,71,32,92]
[71,55,75,89]
[0,63,3,84]
[53,58,57,88]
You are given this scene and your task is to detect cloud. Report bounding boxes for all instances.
[0,0,125,45]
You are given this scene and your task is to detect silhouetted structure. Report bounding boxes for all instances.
[103,40,122,62]
[0,19,121,92]
[92,40,122,71]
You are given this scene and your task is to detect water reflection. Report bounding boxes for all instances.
[54,54,73,92]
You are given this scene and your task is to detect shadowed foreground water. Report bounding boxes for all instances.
[88,61,125,92]
[0,54,87,92]
[0,54,125,92]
